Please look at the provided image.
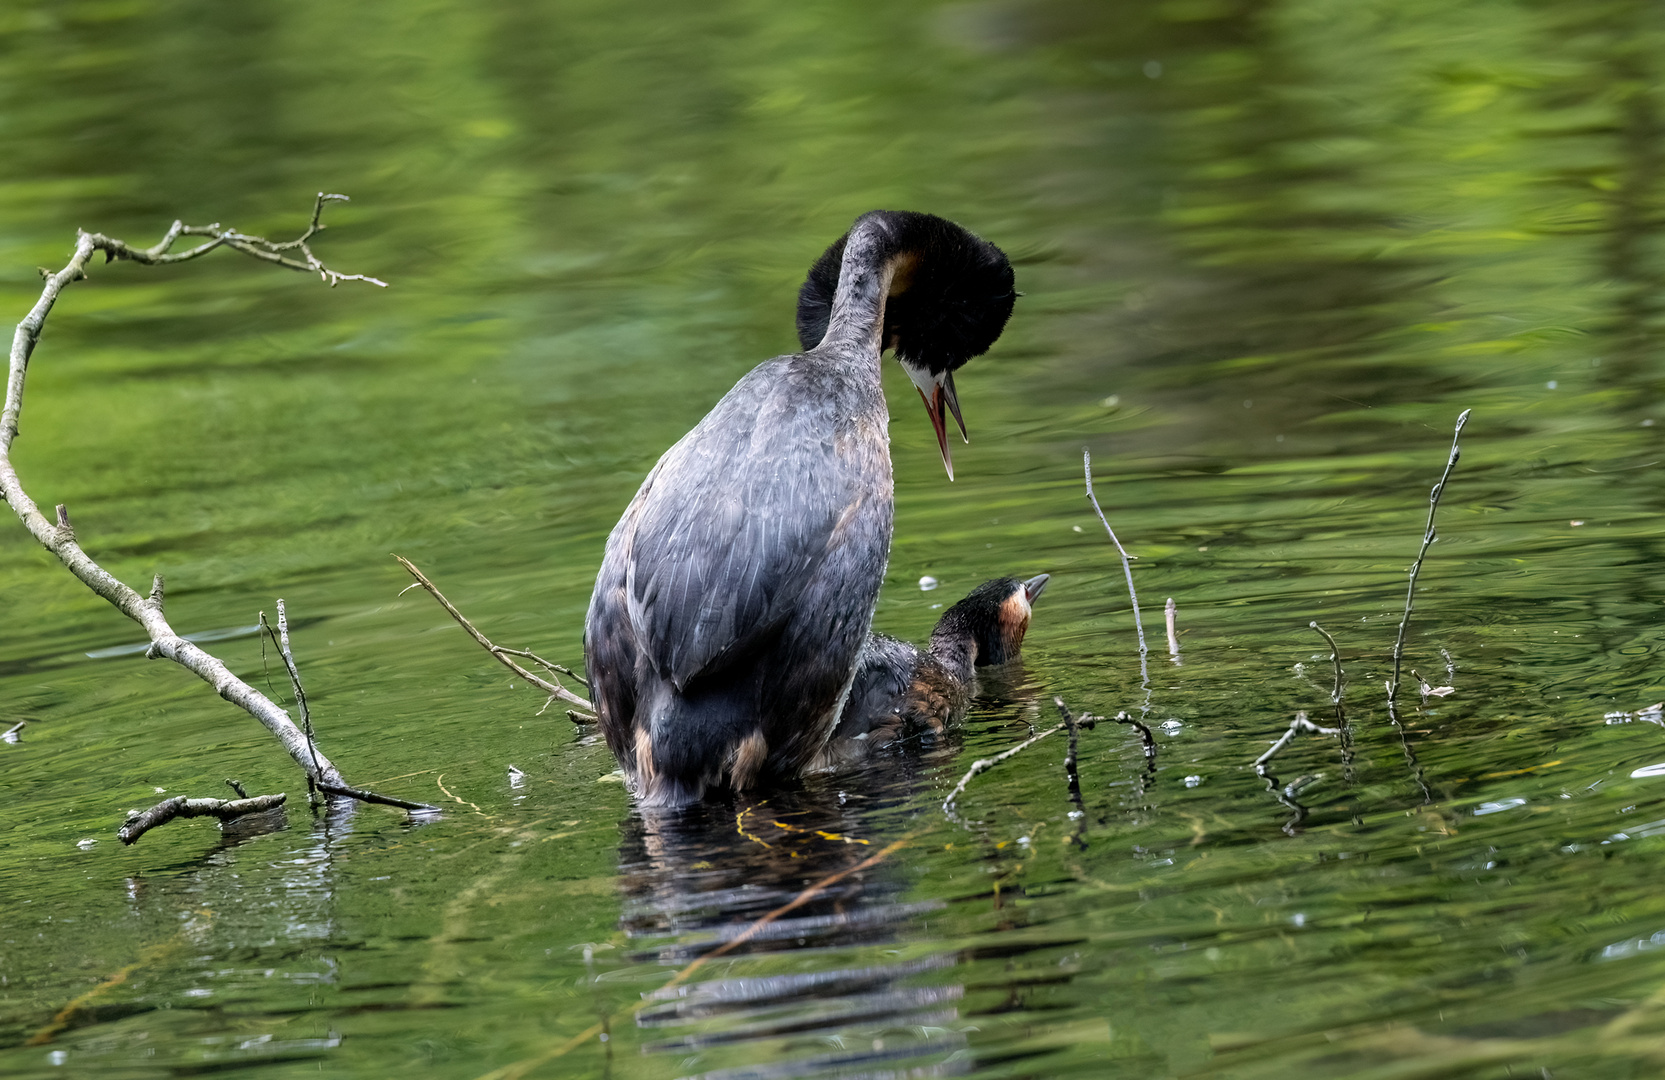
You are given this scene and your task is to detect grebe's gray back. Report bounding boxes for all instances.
[585,211,1015,808]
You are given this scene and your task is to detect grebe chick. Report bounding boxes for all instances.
[820,573,1050,765]
[585,212,1016,808]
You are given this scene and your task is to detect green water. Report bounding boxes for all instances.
[5,0,1665,1076]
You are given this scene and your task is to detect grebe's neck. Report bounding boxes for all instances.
[927,630,977,686]
[817,217,907,358]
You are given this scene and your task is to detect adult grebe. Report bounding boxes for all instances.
[585,211,1015,807]
[818,574,1049,766]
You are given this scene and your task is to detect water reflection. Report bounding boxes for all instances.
[617,778,966,1077]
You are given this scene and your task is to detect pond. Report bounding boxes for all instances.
[4,0,1665,1076]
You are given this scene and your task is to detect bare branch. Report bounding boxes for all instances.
[87,193,388,286]
[0,195,439,832]
[117,793,287,845]
[394,554,594,715]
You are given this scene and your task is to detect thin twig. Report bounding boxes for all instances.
[1387,409,1471,718]
[271,599,324,787]
[943,723,1066,819]
[1055,698,1095,848]
[1165,597,1180,665]
[1111,710,1159,774]
[394,554,594,715]
[1084,450,1149,703]
[1252,711,1338,836]
[117,793,286,845]
[1310,620,1350,778]
[316,781,437,813]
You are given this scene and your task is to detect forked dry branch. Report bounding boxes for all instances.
[1,194,433,841]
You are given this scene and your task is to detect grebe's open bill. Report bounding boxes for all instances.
[943,370,968,443]
[916,384,955,480]
[1023,573,1050,604]
[906,364,961,480]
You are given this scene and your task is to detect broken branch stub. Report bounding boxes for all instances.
[118,793,287,845]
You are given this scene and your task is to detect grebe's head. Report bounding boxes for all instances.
[795,211,1016,480]
[932,573,1049,666]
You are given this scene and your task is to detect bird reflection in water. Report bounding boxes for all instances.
[617,789,968,1079]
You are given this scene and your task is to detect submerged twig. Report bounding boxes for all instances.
[118,793,287,845]
[1253,711,1338,835]
[1084,448,1150,713]
[943,723,1066,819]
[1111,709,1158,774]
[1387,409,1471,720]
[1252,711,1340,771]
[394,555,594,717]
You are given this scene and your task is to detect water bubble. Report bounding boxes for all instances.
[1159,720,1184,735]
[1184,775,1203,788]
[1473,798,1527,815]
[918,576,938,591]
[75,838,96,851]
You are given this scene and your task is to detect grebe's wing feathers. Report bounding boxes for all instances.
[621,358,863,692]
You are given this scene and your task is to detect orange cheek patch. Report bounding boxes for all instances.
[998,595,1032,648]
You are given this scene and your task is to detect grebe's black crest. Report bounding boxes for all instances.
[795,211,1016,371]
[796,211,1016,478]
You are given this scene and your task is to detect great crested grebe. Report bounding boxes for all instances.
[584,211,1015,807]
